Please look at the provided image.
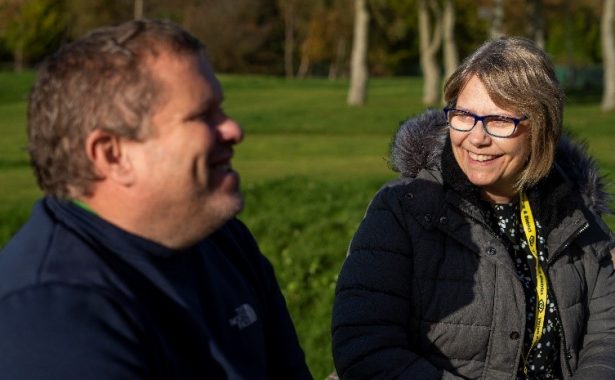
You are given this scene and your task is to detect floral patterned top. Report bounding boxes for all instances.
[490,201,562,379]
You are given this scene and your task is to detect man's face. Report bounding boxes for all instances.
[126,50,244,248]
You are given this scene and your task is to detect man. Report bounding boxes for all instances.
[0,19,312,379]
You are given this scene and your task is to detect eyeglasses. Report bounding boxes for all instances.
[443,107,527,138]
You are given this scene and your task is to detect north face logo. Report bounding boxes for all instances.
[229,304,258,329]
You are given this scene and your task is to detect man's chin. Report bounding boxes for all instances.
[229,192,244,216]
[167,192,244,249]
[214,190,244,220]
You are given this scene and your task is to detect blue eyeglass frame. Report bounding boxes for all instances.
[443,107,528,138]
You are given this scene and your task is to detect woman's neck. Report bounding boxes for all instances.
[480,188,518,204]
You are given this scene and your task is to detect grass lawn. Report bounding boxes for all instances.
[2,71,615,378]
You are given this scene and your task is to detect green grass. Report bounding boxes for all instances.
[2,70,615,377]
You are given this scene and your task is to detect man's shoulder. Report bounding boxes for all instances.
[1,199,54,254]
[0,200,57,294]
[0,210,135,333]
[0,199,117,301]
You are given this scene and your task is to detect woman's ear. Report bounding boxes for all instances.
[84,129,135,186]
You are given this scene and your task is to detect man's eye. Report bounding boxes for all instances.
[199,108,226,124]
[197,109,214,121]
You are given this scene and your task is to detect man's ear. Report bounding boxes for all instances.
[85,129,135,186]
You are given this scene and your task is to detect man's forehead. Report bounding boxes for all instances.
[145,49,219,90]
[198,51,223,96]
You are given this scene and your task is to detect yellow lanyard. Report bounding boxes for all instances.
[519,191,548,373]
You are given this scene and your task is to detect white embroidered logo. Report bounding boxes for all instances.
[229,304,258,329]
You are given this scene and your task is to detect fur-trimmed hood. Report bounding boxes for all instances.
[390,109,611,216]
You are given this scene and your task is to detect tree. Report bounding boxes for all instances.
[278,0,297,78]
[442,0,459,81]
[347,0,369,106]
[526,0,545,48]
[542,0,601,66]
[134,0,144,19]
[184,0,280,74]
[602,0,615,111]
[297,6,327,78]
[418,0,442,106]
[64,0,132,39]
[326,0,353,80]
[490,0,504,38]
[0,0,68,71]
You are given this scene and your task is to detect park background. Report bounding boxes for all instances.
[2,0,615,378]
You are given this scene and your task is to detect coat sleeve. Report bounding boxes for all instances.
[0,284,148,380]
[331,186,463,380]
[574,246,615,379]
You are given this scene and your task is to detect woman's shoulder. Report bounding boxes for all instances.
[361,171,446,229]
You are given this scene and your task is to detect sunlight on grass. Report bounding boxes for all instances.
[235,133,395,184]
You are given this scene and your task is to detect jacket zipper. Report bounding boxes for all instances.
[545,221,589,378]
[473,213,534,376]
[547,222,589,267]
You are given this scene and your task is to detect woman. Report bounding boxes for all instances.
[332,37,615,379]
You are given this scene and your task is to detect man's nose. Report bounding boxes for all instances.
[217,117,244,145]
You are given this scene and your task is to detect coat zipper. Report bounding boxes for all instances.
[547,222,589,266]
[545,221,589,378]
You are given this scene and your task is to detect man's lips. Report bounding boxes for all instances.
[210,158,233,172]
[211,162,232,171]
[209,150,235,171]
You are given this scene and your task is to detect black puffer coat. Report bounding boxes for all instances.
[332,109,615,379]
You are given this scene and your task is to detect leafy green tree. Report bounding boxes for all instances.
[295,0,353,78]
[545,0,601,66]
[63,0,132,39]
[0,0,68,71]
[183,0,282,74]
[369,0,419,75]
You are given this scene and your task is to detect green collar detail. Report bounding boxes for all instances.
[71,199,96,215]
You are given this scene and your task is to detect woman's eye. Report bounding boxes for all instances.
[456,113,474,122]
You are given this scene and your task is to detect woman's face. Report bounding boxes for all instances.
[449,75,530,203]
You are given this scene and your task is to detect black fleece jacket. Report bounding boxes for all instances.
[0,197,312,380]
